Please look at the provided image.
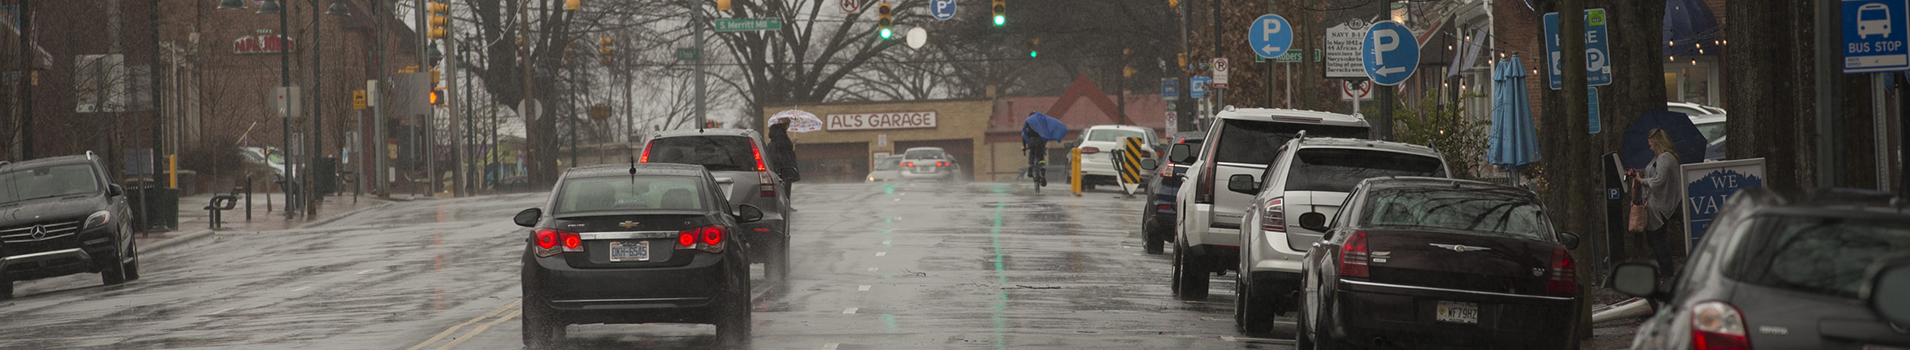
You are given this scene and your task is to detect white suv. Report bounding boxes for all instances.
[1226,136,1449,335]
[1169,108,1369,301]
[1073,125,1159,190]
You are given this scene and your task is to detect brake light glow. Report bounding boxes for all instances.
[1262,198,1286,233]
[533,229,582,258]
[1156,204,1173,211]
[749,143,768,171]
[1690,302,1751,350]
[676,226,728,254]
[639,140,655,163]
[749,142,777,197]
[1081,147,1101,154]
[936,161,948,167]
[903,162,915,167]
[1338,231,1369,278]
[1547,246,1578,295]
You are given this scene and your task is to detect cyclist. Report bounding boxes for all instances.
[1021,118,1049,187]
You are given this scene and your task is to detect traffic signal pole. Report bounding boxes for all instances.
[447,18,464,197]
[693,2,708,129]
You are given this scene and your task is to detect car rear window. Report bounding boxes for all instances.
[903,149,946,159]
[645,136,758,171]
[1285,149,1445,192]
[1734,216,1910,298]
[1087,129,1149,143]
[874,157,902,171]
[0,164,100,204]
[556,176,707,213]
[1360,188,1552,241]
[1213,120,1369,164]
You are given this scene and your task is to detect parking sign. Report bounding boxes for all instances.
[1361,21,1418,86]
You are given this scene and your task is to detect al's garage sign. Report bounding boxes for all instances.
[826,111,937,131]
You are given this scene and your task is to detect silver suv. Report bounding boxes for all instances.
[1226,136,1449,335]
[639,129,794,281]
[1169,108,1369,301]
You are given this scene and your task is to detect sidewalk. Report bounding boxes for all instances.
[134,192,400,252]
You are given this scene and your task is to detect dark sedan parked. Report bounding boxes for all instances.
[516,163,762,349]
[1612,188,1910,350]
[1141,132,1204,255]
[1296,177,1583,350]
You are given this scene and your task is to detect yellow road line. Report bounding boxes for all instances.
[434,309,523,350]
[404,299,522,350]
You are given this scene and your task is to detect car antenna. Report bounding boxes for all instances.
[628,155,637,182]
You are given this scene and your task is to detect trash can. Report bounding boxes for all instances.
[312,157,338,196]
[129,185,179,233]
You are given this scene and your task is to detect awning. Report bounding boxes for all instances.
[1663,0,1720,56]
[1449,26,1489,78]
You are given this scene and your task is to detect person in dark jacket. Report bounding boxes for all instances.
[767,122,800,196]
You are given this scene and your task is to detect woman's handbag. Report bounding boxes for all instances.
[1628,175,1649,232]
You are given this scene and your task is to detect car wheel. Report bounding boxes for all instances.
[101,237,129,286]
[715,267,752,348]
[1143,220,1166,255]
[520,300,565,350]
[1239,279,1276,336]
[1174,244,1209,300]
[767,237,791,283]
[122,224,140,281]
[0,275,12,300]
[1170,244,1184,295]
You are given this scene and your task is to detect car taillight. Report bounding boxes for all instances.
[1195,158,1216,203]
[1690,302,1751,350]
[1158,161,1174,177]
[1156,204,1173,211]
[1547,246,1578,295]
[758,170,777,197]
[936,161,948,167]
[902,161,915,167]
[1081,147,1101,154]
[533,229,582,258]
[749,142,768,172]
[639,140,655,163]
[675,226,727,254]
[1338,231,1369,278]
[1262,198,1286,233]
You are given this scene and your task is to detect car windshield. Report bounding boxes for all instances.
[1214,120,1369,164]
[874,157,903,171]
[903,149,945,159]
[555,176,706,213]
[1695,121,1725,143]
[1284,149,1446,192]
[646,136,757,171]
[1086,129,1148,143]
[1735,216,1910,298]
[1360,188,1553,241]
[0,164,100,204]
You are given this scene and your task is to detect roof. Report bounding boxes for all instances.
[3,153,98,169]
[1216,108,1370,127]
[563,163,708,178]
[1688,113,1726,125]
[649,128,761,140]
[1291,137,1442,156]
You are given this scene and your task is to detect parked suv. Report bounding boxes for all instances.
[639,129,793,281]
[1169,108,1369,300]
[1074,125,1161,190]
[0,152,140,299]
[1227,136,1450,335]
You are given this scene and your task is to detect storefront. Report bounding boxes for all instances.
[760,100,995,183]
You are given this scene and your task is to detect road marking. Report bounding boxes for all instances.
[290,286,311,292]
[882,239,892,246]
[858,285,871,292]
[843,307,859,314]
[875,252,886,257]
[433,309,522,350]
[867,267,879,272]
[1222,336,1236,342]
[405,299,522,350]
[208,308,233,315]
[821,343,840,350]
[355,269,375,275]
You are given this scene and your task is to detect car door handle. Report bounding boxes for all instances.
[1311,242,1321,248]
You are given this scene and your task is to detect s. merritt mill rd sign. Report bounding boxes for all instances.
[826,112,938,131]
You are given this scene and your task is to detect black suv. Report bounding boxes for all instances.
[0,152,140,299]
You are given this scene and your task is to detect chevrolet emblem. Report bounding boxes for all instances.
[618,221,640,228]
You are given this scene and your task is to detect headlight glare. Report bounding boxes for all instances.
[85,210,111,230]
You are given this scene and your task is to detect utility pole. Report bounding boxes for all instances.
[693,2,708,127]
[1815,0,1842,188]
[1178,0,1193,131]
[17,0,29,159]
[518,0,534,181]
[448,25,463,197]
[1372,0,1394,141]
[1210,0,1223,109]
[372,0,388,198]
[149,0,164,199]
[309,3,328,216]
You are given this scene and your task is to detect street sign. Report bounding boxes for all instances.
[518,99,543,121]
[930,0,956,20]
[841,0,859,13]
[1339,80,1374,101]
[714,18,782,32]
[675,48,698,61]
[589,104,612,120]
[1323,19,1370,78]
[1161,78,1179,101]
[1165,112,1177,135]
[352,89,367,110]
[1212,58,1230,88]
[1191,76,1211,98]
[1843,0,1910,73]
[271,86,302,118]
[1275,50,1302,63]
[1248,14,1293,59]
[1588,87,1602,133]
[1362,21,1418,86]
[1544,9,1613,89]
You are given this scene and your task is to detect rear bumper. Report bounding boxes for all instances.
[898,170,955,180]
[1326,279,1579,349]
[524,250,739,324]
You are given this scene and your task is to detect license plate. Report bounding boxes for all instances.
[916,166,934,172]
[1435,301,1479,324]
[609,240,650,262]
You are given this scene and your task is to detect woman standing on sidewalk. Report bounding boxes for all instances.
[1630,129,1684,273]
[767,122,800,197]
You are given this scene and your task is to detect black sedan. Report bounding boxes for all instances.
[1611,188,1910,350]
[1296,177,1583,350]
[514,163,763,349]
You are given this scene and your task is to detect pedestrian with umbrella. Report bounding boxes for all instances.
[768,121,800,198]
[1626,127,1687,275]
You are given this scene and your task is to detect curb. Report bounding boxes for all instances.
[143,229,216,254]
[296,201,396,229]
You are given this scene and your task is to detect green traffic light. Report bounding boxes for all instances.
[880,28,893,39]
[993,15,1005,26]
[1029,50,1037,58]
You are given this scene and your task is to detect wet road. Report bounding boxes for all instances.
[0,182,1295,349]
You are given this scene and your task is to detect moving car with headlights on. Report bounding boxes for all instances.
[1295,177,1583,350]
[866,156,904,182]
[0,152,140,299]
[515,163,763,349]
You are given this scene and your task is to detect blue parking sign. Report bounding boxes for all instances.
[1361,21,1418,86]
[1248,15,1293,59]
[1544,9,1613,89]
[1844,0,1910,73]
[1161,79,1179,101]
[930,0,956,21]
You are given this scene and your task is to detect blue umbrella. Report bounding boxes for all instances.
[1487,58,1540,183]
[1621,109,1707,169]
[1022,112,1069,142]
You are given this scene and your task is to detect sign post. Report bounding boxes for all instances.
[1212,58,1230,88]
[1545,9,1613,89]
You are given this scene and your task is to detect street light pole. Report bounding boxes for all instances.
[308,1,326,216]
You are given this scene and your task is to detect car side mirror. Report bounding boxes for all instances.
[1169,144,1194,163]
[513,208,542,227]
[1610,263,1661,299]
[1139,159,1159,171]
[736,204,764,223]
[1865,258,1910,325]
[1559,232,1581,250]
[1298,212,1328,232]
[107,184,124,197]
[1226,174,1258,194]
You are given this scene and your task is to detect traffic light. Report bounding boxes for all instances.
[1028,37,1039,58]
[599,37,614,64]
[704,119,721,128]
[992,0,1006,26]
[565,0,579,10]
[717,0,731,11]
[877,2,893,40]
[429,89,445,105]
[1122,48,1136,77]
[427,2,449,40]
[429,68,441,87]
